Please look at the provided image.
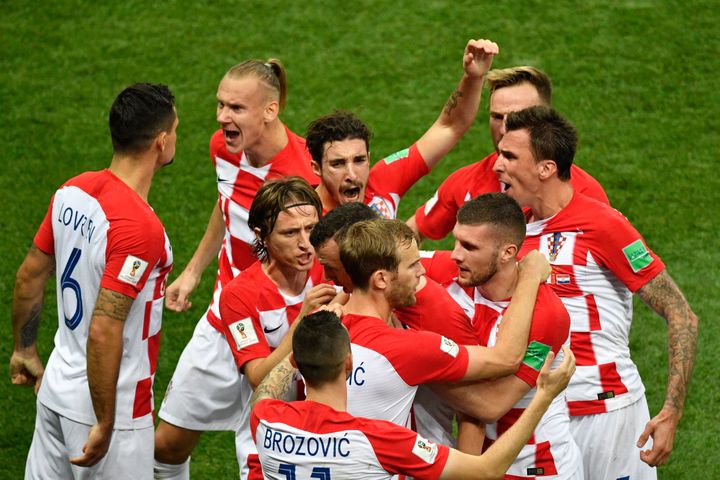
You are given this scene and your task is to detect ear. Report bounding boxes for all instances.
[344,351,353,376]
[156,130,168,152]
[371,269,389,291]
[499,242,518,264]
[537,159,558,180]
[289,352,298,369]
[311,159,322,177]
[264,100,279,123]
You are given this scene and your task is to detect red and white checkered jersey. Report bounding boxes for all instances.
[321,144,429,219]
[205,126,319,328]
[33,170,172,428]
[215,259,326,476]
[415,152,609,240]
[519,192,665,416]
[343,313,469,428]
[395,275,477,446]
[474,285,581,479]
[251,399,450,480]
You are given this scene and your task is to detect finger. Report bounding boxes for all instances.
[69,452,98,467]
[540,350,556,374]
[636,422,652,448]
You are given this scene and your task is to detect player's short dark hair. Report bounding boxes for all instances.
[248,177,322,262]
[309,202,379,250]
[109,83,176,155]
[293,310,349,387]
[505,106,577,181]
[487,66,552,105]
[457,193,526,249]
[305,110,371,166]
[339,219,415,290]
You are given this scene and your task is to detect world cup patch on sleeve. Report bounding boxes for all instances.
[118,255,149,285]
[622,239,654,273]
[229,318,259,350]
[439,336,459,358]
[411,434,439,464]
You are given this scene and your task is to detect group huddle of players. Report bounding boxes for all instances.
[12,38,696,480]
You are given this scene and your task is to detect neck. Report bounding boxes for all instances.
[108,153,156,202]
[262,260,307,296]
[477,262,519,302]
[245,120,288,168]
[527,180,574,222]
[343,289,392,323]
[305,380,347,412]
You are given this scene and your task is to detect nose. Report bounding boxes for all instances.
[499,118,507,138]
[417,261,426,277]
[299,229,311,250]
[493,153,505,174]
[217,106,229,124]
[346,162,358,181]
[450,243,462,263]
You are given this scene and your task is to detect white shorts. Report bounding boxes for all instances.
[26,400,153,479]
[569,396,657,480]
[159,314,245,431]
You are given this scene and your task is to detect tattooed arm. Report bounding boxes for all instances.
[251,354,295,408]
[635,269,698,467]
[70,288,133,468]
[416,38,499,169]
[11,244,55,393]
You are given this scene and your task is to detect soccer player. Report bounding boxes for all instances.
[216,177,338,478]
[430,193,582,478]
[337,219,550,428]
[11,84,177,479]
[250,310,577,479]
[407,66,608,243]
[494,105,698,478]
[154,59,318,478]
[310,203,479,446]
[306,38,499,218]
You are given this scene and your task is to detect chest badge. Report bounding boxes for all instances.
[547,232,566,262]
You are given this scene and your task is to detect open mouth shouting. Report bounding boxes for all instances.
[340,182,364,203]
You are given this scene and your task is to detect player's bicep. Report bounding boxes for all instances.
[92,287,134,323]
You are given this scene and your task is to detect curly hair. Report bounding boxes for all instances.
[305,110,371,165]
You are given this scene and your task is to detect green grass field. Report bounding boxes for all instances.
[2,0,718,478]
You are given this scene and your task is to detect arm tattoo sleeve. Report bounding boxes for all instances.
[92,289,134,321]
[251,356,295,407]
[636,270,698,413]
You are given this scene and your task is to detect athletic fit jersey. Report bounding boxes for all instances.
[343,313,469,429]
[205,125,319,329]
[519,192,665,416]
[474,285,581,479]
[415,152,609,240]
[33,170,172,428]
[216,259,326,477]
[251,399,450,480]
[395,275,477,446]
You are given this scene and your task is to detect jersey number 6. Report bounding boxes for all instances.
[61,247,83,330]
